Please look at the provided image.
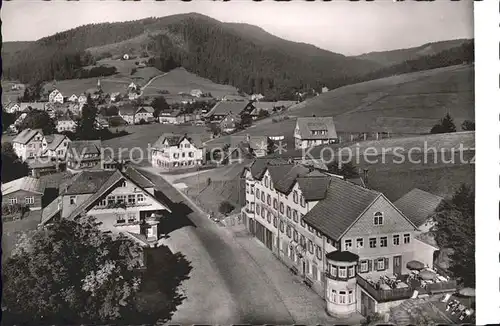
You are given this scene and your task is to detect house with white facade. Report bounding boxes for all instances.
[12,128,45,161]
[49,89,64,104]
[42,134,71,160]
[68,94,78,103]
[40,167,171,252]
[241,159,456,318]
[4,102,21,113]
[56,118,77,133]
[135,106,155,123]
[190,89,203,98]
[294,117,338,149]
[67,140,102,171]
[151,133,205,171]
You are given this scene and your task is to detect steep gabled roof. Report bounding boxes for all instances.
[1,176,44,195]
[137,106,154,114]
[123,166,155,189]
[44,134,68,151]
[249,157,289,180]
[61,170,115,195]
[394,188,444,227]
[205,101,251,118]
[67,140,101,157]
[302,177,380,241]
[13,128,44,144]
[297,173,332,201]
[152,133,204,149]
[269,164,310,195]
[296,117,337,140]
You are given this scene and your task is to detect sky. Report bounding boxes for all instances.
[1,0,473,56]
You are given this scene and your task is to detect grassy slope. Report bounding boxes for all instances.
[209,64,473,148]
[141,67,239,98]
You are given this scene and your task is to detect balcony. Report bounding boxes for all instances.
[356,275,414,303]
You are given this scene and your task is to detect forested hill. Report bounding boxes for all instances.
[2,13,474,100]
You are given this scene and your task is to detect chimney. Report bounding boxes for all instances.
[362,168,369,188]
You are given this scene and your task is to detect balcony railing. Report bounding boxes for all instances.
[356,275,414,303]
[426,279,458,294]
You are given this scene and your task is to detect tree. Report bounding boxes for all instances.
[327,160,359,179]
[461,120,475,131]
[267,137,275,155]
[76,95,99,139]
[1,143,30,183]
[218,200,235,216]
[151,96,169,118]
[430,113,457,134]
[18,110,56,134]
[206,122,221,137]
[20,81,43,102]
[2,109,17,132]
[257,109,270,119]
[432,184,475,287]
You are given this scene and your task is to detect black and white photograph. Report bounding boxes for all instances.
[0,0,489,325]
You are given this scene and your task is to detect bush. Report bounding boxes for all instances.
[218,200,234,216]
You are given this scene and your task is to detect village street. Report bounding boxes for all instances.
[139,169,355,325]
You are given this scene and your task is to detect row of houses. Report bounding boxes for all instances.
[240,158,452,318]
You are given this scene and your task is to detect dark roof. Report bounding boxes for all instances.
[152,133,204,149]
[67,140,101,156]
[271,164,311,195]
[62,170,115,195]
[296,117,337,140]
[394,188,444,227]
[325,250,359,262]
[39,171,73,190]
[123,166,155,189]
[249,157,290,180]
[44,134,68,151]
[137,106,154,114]
[230,135,268,151]
[205,101,251,118]
[302,177,380,241]
[13,128,43,144]
[297,174,332,201]
[118,103,136,115]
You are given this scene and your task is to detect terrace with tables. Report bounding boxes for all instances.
[357,260,457,303]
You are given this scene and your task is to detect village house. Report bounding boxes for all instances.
[294,117,338,149]
[110,92,121,102]
[20,102,47,112]
[135,106,155,123]
[66,140,102,171]
[151,133,205,171]
[128,92,140,101]
[222,135,269,164]
[219,112,241,133]
[241,159,455,318]
[251,93,265,101]
[394,189,444,233]
[67,94,79,103]
[128,82,137,91]
[118,104,136,125]
[4,102,21,113]
[118,104,154,124]
[204,100,254,123]
[159,110,195,125]
[190,89,203,98]
[12,128,45,161]
[2,176,44,211]
[49,89,64,104]
[42,134,71,160]
[26,156,65,178]
[56,117,77,133]
[95,115,110,129]
[40,167,171,252]
[222,94,248,102]
[78,94,87,106]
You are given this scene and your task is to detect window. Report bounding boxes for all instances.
[356,238,364,248]
[256,189,260,200]
[137,194,145,202]
[300,235,306,247]
[393,234,400,246]
[286,225,292,238]
[369,237,377,248]
[374,212,383,225]
[308,240,314,254]
[377,258,385,271]
[280,221,285,233]
[338,291,346,304]
[360,260,368,272]
[251,185,255,195]
[292,209,298,223]
[107,196,115,205]
[404,233,411,244]
[127,213,136,223]
[9,198,18,205]
[261,192,265,203]
[338,266,347,278]
[344,239,353,251]
[331,289,337,303]
[189,152,194,158]
[348,290,354,304]
[256,204,260,215]
[348,266,355,277]
[127,194,136,205]
[98,199,106,207]
[273,217,278,228]
[300,213,305,227]
[273,198,278,209]
[330,264,337,277]
[316,246,322,260]
[116,195,126,203]
[246,184,250,193]
[308,225,314,232]
[380,236,388,247]
[286,206,291,219]
[264,176,268,188]
[312,265,318,280]
[25,196,34,205]
[293,230,298,242]
[267,194,271,205]
[116,214,126,224]
[279,203,284,214]
[118,180,127,187]
[70,196,76,205]
[261,205,265,217]
[300,194,306,207]
[293,190,298,203]
[267,210,272,223]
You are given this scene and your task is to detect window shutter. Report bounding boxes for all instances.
[357,260,361,274]
[385,257,389,271]
[368,260,372,271]
[375,259,380,271]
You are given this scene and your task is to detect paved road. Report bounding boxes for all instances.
[140,169,295,325]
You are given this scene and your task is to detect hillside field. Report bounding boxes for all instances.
[141,67,239,98]
[209,64,474,148]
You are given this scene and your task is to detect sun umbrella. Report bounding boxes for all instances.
[406,260,425,270]
[419,270,436,280]
[459,287,476,297]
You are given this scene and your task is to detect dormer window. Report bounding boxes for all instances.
[374,212,383,225]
